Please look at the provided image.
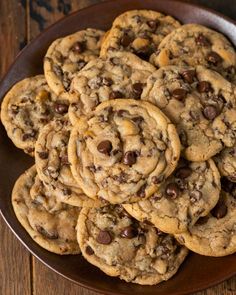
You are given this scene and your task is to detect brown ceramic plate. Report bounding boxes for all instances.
[0,0,236,294]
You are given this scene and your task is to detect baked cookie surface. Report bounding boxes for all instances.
[12,166,81,254]
[77,204,188,285]
[68,99,180,203]
[100,10,181,61]
[141,65,236,161]
[124,159,220,234]
[214,146,236,182]
[44,28,105,96]
[150,24,236,82]
[1,75,69,155]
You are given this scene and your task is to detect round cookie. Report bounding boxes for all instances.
[100,10,181,61]
[214,146,236,182]
[68,52,155,124]
[1,75,69,156]
[68,99,180,204]
[35,117,98,207]
[124,159,221,234]
[44,28,105,96]
[175,178,236,257]
[150,24,236,82]
[77,204,188,285]
[12,166,80,255]
[141,65,236,161]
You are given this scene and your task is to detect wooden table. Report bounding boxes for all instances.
[1,1,236,294]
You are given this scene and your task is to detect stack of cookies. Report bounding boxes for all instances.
[2,9,236,285]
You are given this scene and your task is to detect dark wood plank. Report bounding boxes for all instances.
[0,2,32,295]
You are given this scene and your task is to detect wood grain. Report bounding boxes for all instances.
[1,1,236,294]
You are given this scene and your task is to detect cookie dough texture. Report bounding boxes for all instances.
[77,205,188,285]
[100,10,181,61]
[44,28,105,96]
[141,65,236,161]
[68,99,180,204]
[35,117,97,207]
[175,179,236,256]
[12,166,81,254]
[214,147,236,182]
[68,51,155,124]
[124,159,220,234]
[1,75,69,156]
[150,24,236,82]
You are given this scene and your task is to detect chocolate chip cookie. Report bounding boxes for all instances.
[124,159,220,234]
[141,65,236,161]
[100,10,181,61]
[1,75,69,155]
[68,52,155,124]
[214,147,236,182]
[35,117,98,207]
[12,166,81,254]
[68,99,180,203]
[175,177,236,256]
[44,28,105,96]
[77,204,188,285]
[150,24,236,82]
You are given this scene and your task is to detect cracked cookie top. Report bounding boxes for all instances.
[150,24,236,82]
[214,146,236,182]
[68,99,180,203]
[44,28,105,96]
[141,65,236,161]
[124,159,221,234]
[77,204,188,285]
[1,75,69,156]
[12,166,80,255]
[100,10,181,61]
[175,177,236,256]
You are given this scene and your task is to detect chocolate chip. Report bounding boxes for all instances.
[123,151,138,165]
[71,41,86,53]
[196,216,209,225]
[96,230,112,244]
[11,104,19,114]
[165,183,180,199]
[197,81,212,93]
[102,77,113,86]
[135,47,152,60]
[131,116,143,124]
[195,34,211,46]
[211,200,228,219]
[77,60,87,70]
[175,167,192,179]
[38,151,49,159]
[109,90,123,99]
[22,130,37,141]
[147,20,158,31]
[85,245,94,255]
[97,140,112,155]
[132,83,143,99]
[36,225,58,239]
[120,226,138,238]
[54,103,69,114]
[207,51,222,65]
[203,105,218,120]
[137,184,147,198]
[120,34,133,47]
[63,188,72,195]
[181,70,196,84]
[171,88,187,100]
[221,177,235,193]
[152,175,164,184]
[179,130,188,147]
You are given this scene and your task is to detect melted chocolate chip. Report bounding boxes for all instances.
[109,90,123,99]
[196,216,209,225]
[85,245,94,255]
[120,34,133,47]
[221,177,235,193]
[36,225,58,239]
[132,82,143,99]
[96,230,112,244]
[38,151,49,159]
[179,130,188,147]
[147,20,158,31]
[102,77,113,86]
[181,70,196,84]
[175,167,192,179]
[135,46,152,60]
[207,51,222,65]
[165,183,180,199]
[120,226,138,238]
[195,34,211,46]
[22,130,37,141]
[171,88,187,100]
[211,200,228,219]
[197,81,212,93]
[97,140,112,155]
[123,151,138,165]
[71,41,86,53]
[152,175,164,184]
[203,105,218,120]
[131,116,143,124]
[54,103,69,114]
[63,188,72,195]
[137,184,147,198]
